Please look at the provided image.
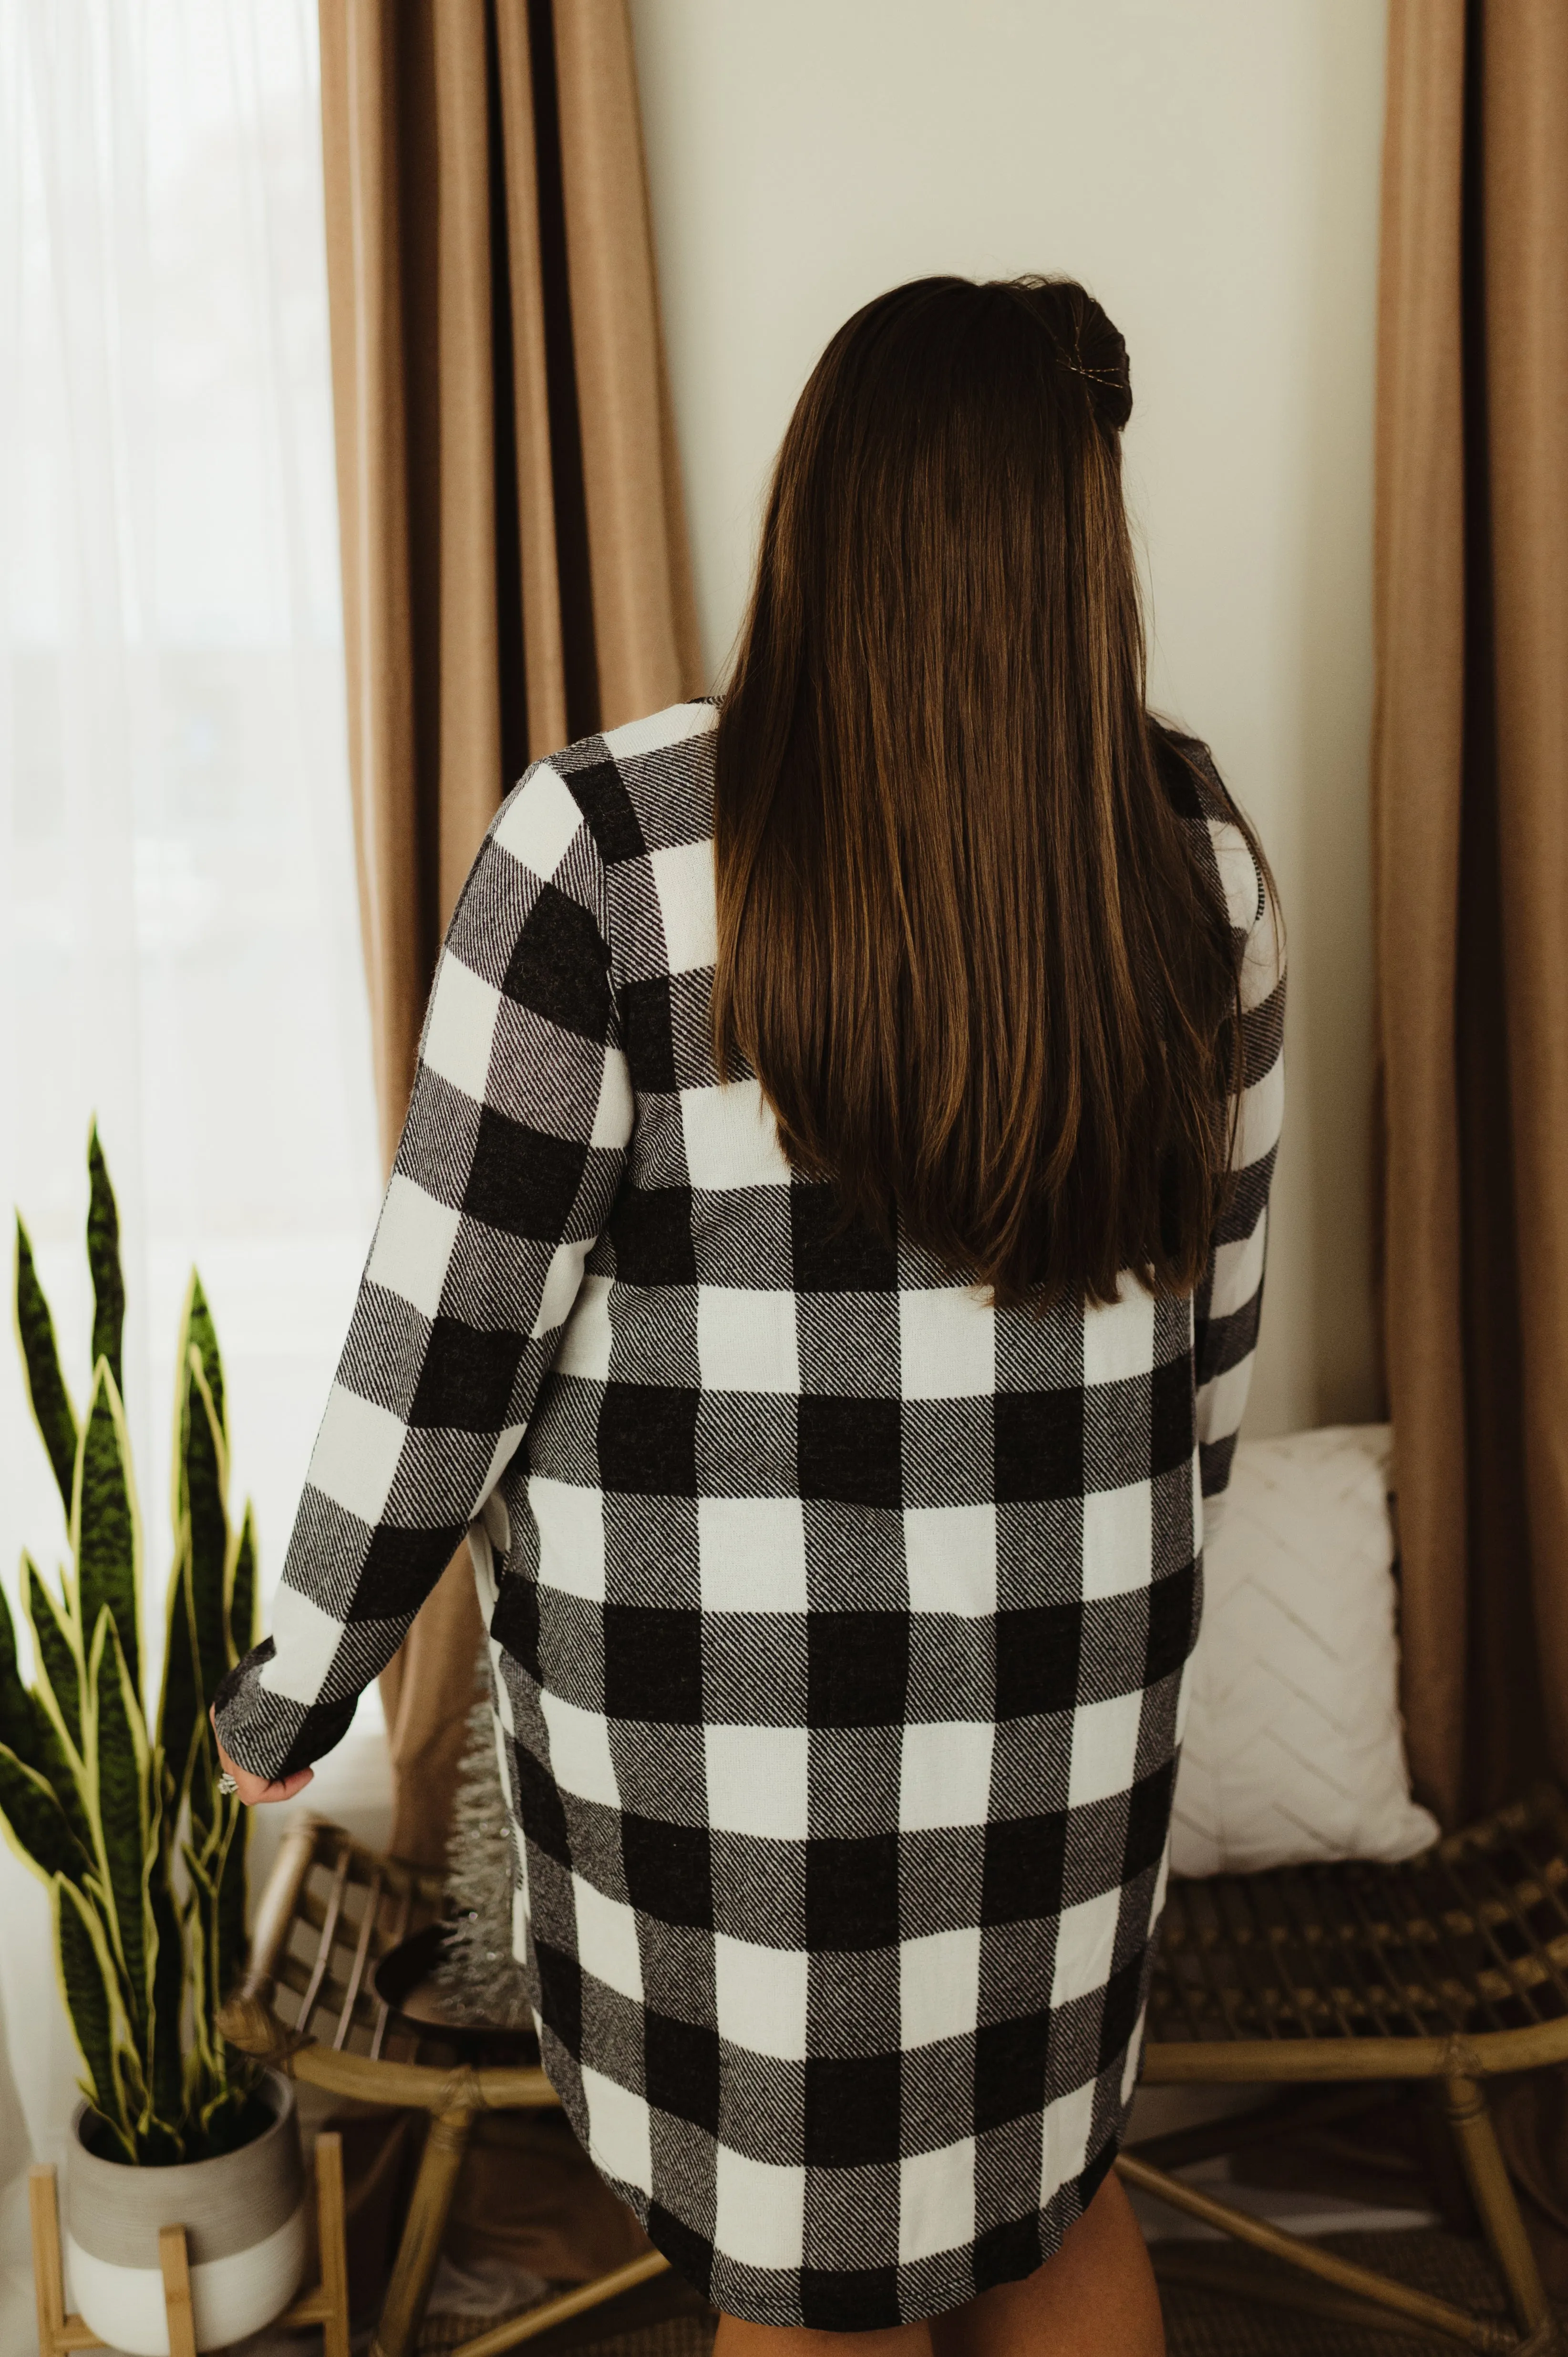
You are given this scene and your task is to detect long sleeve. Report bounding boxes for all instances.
[1191,823,1286,1522]
[213,760,632,1781]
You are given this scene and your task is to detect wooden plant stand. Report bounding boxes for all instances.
[30,2128,351,2357]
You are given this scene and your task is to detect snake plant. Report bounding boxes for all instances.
[0,1126,263,2162]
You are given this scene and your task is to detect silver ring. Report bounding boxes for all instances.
[217,1771,239,1795]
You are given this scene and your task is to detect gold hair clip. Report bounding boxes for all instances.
[1057,355,1124,389]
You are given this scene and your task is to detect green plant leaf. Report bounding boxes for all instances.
[184,1271,226,1455]
[14,1219,77,1514]
[184,1352,229,1682]
[228,1500,258,1666]
[22,1554,83,1761]
[132,2113,185,2167]
[0,1743,87,1883]
[73,1360,142,1707]
[0,1578,37,1768]
[85,1609,150,2040]
[161,1282,216,1815]
[193,2078,264,2160]
[144,1775,187,2135]
[85,1122,125,1400]
[182,1839,220,2085]
[182,1356,229,1849]
[212,1794,248,2024]
[117,2037,149,2127]
[0,1585,88,1857]
[155,1528,203,1818]
[53,1877,134,2157]
[31,1695,93,1857]
[0,1578,87,1853]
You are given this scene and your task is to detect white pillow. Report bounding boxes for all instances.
[1171,1424,1439,1877]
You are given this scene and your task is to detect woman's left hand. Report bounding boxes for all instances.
[208,1704,314,1805]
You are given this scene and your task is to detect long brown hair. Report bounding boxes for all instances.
[712,274,1271,1309]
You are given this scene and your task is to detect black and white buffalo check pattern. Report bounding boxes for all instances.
[215,697,1284,2329]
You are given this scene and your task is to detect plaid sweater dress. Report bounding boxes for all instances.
[215,696,1284,2329]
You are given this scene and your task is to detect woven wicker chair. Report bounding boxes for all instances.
[1122,1781,1568,2353]
[220,1818,670,2357]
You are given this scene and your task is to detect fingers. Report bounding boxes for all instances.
[225,1759,316,1807]
[207,1703,315,1806]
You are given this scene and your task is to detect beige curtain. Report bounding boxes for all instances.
[318,0,703,1864]
[1374,0,1568,1828]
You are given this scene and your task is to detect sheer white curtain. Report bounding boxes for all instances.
[0,0,387,2329]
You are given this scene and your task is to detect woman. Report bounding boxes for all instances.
[216,274,1283,2357]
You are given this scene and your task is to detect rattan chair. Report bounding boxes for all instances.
[220,1818,669,2357]
[1121,1781,1568,2353]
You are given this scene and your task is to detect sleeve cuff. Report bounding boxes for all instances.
[211,1639,357,1782]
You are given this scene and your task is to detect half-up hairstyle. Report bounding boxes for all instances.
[712,274,1274,1309]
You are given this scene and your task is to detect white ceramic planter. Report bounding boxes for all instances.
[65,2072,306,2356]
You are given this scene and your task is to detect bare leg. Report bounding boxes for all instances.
[713,2322,930,2357]
[712,2172,1161,2357]
[930,2171,1164,2357]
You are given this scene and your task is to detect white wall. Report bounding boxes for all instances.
[629,0,1387,1437]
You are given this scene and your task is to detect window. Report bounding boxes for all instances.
[0,1,380,1683]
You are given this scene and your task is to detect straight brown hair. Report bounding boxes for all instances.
[712,275,1272,1309]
